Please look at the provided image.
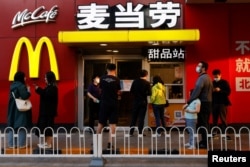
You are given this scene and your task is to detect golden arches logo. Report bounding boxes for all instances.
[9,37,59,81]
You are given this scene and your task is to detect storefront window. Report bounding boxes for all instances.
[150,63,184,102]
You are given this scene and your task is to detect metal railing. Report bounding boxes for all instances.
[0,126,249,158]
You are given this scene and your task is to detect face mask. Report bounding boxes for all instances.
[196,66,201,73]
[214,78,220,82]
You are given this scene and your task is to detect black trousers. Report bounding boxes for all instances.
[129,101,147,134]
[212,103,228,133]
[88,100,100,130]
[197,102,212,145]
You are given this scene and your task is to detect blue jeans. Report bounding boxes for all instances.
[185,118,197,147]
[152,104,166,134]
[8,128,26,147]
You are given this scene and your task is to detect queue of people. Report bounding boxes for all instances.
[7,61,232,150]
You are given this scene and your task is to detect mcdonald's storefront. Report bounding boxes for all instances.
[1,0,250,129]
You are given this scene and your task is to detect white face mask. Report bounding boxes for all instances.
[196,66,201,73]
[214,77,221,82]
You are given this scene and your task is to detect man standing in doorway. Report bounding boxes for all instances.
[97,63,121,150]
[212,69,232,140]
[186,61,213,149]
[129,69,151,136]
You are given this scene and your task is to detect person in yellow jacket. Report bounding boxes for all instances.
[150,75,167,136]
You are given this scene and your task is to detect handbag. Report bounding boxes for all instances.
[165,100,169,107]
[12,92,32,112]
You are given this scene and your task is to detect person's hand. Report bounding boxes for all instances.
[182,104,188,110]
[33,83,38,89]
[27,86,30,92]
[214,87,221,92]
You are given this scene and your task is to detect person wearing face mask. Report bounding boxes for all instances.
[212,69,231,140]
[185,61,213,149]
[87,74,101,133]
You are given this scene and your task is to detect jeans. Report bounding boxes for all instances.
[152,104,166,134]
[186,118,197,147]
[8,128,26,147]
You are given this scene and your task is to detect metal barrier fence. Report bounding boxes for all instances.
[0,126,249,158]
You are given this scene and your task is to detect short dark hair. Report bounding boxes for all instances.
[212,69,221,75]
[106,63,116,71]
[139,69,148,77]
[200,61,209,71]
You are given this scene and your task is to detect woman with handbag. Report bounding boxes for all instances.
[7,71,32,148]
[150,75,167,137]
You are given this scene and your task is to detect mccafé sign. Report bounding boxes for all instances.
[9,37,59,81]
[12,5,58,29]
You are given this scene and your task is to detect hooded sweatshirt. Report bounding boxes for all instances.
[150,82,166,105]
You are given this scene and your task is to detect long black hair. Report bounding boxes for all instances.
[46,71,57,86]
[14,71,25,84]
[152,75,164,86]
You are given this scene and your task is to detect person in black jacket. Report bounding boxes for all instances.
[34,71,58,149]
[129,69,151,136]
[212,69,232,140]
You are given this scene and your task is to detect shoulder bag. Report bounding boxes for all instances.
[12,92,32,112]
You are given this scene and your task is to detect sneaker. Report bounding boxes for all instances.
[187,145,196,149]
[37,143,52,149]
[184,143,190,147]
[224,136,232,141]
[19,145,27,149]
[157,133,161,137]
[212,134,219,139]
[8,145,16,149]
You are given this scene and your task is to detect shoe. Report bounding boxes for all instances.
[184,143,190,147]
[37,143,52,149]
[187,145,196,149]
[103,128,109,133]
[212,134,219,140]
[8,145,16,149]
[198,143,207,149]
[19,145,27,149]
[106,143,114,150]
[224,136,232,141]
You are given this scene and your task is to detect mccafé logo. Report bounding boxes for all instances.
[12,5,58,29]
[9,37,59,81]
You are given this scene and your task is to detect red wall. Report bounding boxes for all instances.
[0,0,250,125]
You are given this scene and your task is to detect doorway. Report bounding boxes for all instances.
[83,57,143,127]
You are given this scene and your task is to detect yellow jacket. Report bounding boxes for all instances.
[150,82,166,104]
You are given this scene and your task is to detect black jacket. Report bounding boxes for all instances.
[212,79,231,106]
[36,84,58,117]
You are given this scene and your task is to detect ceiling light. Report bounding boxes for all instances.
[112,50,119,53]
[100,43,107,46]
